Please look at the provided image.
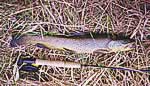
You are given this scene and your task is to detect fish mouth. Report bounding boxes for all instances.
[108,40,133,49]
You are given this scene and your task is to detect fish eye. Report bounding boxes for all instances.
[119,40,129,44]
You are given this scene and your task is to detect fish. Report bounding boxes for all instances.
[10,34,133,53]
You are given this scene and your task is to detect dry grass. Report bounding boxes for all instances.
[0,0,150,85]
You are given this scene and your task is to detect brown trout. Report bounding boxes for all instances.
[10,35,133,53]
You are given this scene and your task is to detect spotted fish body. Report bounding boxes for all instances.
[10,35,132,53]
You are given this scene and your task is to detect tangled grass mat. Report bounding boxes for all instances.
[0,0,150,85]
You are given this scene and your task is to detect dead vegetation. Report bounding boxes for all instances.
[0,0,150,85]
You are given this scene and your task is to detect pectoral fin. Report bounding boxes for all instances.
[63,47,76,53]
[35,42,55,49]
[93,48,109,53]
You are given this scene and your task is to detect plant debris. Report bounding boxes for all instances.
[0,0,150,85]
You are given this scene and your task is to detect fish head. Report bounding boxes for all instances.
[108,40,133,52]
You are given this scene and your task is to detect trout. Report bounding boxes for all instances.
[10,35,133,53]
